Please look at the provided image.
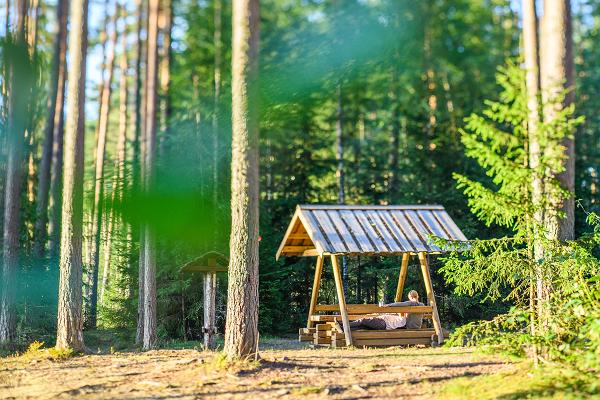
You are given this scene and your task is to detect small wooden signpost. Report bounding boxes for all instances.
[180,251,228,349]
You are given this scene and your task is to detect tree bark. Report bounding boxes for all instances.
[101,19,128,305]
[56,0,88,352]
[84,2,119,329]
[335,83,344,205]
[0,10,29,343]
[213,0,222,210]
[540,0,575,241]
[141,0,160,351]
[158,0,172,138]
[133,0,146,346]
[224,0,260,359]
[33,0,68,258]
[522,0,545,336]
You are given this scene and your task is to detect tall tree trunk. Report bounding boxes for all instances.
[0,5,29,343]
[224,0,260,359]
[540,0,575,241]
[133,0,146,346]
[141,0,160,351]
[389,66,400,203]
[33,0,68,258]
[522,0,544,336]
[101,18,128,305]
[335,83,344,205]
[213,0,222,211]
[158,0,172,141]
[84,2,119,329]
[56,0,88,352]
[335,84,348,294]
[4,0,9,34]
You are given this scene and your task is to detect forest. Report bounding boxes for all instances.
[0,0,599,398]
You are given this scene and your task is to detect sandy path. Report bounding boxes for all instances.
[0,340,515,399]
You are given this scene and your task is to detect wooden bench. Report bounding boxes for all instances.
[299,304,444,347]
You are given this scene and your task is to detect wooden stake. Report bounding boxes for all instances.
[395,253,409,302]
[331,255,352,346]
[203,271,217,349]
[418,252,444,345]
[307,256,324,328]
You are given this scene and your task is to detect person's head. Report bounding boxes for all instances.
[408,290,419,302]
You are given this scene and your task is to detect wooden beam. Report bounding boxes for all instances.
[288,233,310,240]
[395,253,410,302]
[302,249,320,257]
[331,255,352,346]
[418,252,444,345]
[314,304,432,314]
[307,256,324,328]
[282,245,315,253]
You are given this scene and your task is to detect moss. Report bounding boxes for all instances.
[440,363,600,399]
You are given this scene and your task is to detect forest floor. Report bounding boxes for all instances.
[0,337,582,399]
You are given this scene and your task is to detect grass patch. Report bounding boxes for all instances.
[18,341,76,362]
[206,352,261,374]
[440,362,600,399]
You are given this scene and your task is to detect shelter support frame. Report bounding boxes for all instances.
[305,252,444,346]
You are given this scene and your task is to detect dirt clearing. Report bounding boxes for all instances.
[0,339,516,399]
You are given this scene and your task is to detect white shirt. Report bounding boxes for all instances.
[379,313,407,330]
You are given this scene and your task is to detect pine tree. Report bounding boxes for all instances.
[224,0,260,359]
[56,0,88,352]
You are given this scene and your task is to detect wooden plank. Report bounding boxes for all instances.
[405,211,441,251]
[390,211,429,252]
[326,332,346,339]
[314,304,433,314]
[302,249,320,257]
[299,334,313,342]
[314,336,332,345]
[353,337,431,347]
[395,253,410,302]
[312,210,347,252]
[310,315,366,322]
[299,327,316,335]
[310,314,433,321]
[288,233,311,240]
[282,245,315,252]
[366,210,403,252]
[307,256,324,328]
[316,323,333,331]
[338,210,375,252]
[419,252,444,345]
[353,210,389,252]
[352,329,436,339]
[327,210,361,252]
[331,255,353,346]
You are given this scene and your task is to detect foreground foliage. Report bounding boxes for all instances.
[440,60,600,385]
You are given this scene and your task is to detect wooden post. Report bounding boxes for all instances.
[394,253,409,302]
[203,271,217,349]
[307,256,324,328]
[418,252,444,345]
[331,255,352,346]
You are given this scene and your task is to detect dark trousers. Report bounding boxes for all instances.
[349,317,386,330]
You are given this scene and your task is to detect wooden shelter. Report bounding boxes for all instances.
[180,251,228,349]
[276,205,467,347]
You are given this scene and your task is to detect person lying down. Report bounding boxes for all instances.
[336,290,425,331]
